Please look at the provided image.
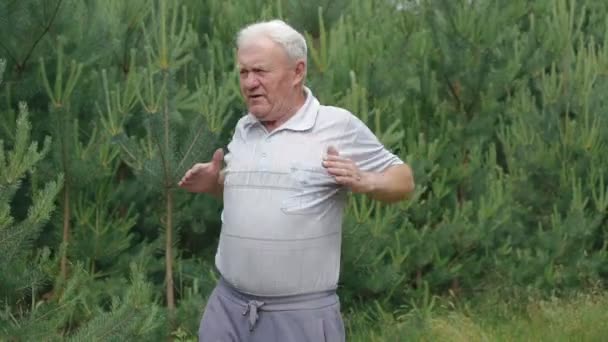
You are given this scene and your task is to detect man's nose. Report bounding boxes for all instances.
[243,73,260,89]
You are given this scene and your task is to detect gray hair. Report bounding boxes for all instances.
[237,20,307,65]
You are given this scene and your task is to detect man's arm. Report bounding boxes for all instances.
[178,148,225,200]
[323,146,415,203]
[365,164,414,203]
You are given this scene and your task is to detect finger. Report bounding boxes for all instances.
[323,154,352,163]
[179,163,201,186]
[335,176,354,186]
[179,175,192,186]
[323,160,355,170]
[327,167,357,178]
[324,161,359,179]
[179,175,189,185]
[211,148,224,168]
[184,168,195,180]
[181,165,199,181]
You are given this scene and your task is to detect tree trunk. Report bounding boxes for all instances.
[165,188,175,327]
[60,183,70,280]
[163,68,175,321]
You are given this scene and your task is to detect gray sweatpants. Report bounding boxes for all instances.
[198,278,345,342]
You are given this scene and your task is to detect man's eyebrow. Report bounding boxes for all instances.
[238,63,270,70]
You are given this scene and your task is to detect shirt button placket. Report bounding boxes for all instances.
[259,137,269,169]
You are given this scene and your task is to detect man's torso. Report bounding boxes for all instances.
[216,88,402,296]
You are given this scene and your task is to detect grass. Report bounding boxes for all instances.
[345,290,608,342]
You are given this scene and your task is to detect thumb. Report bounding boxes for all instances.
[211,148,224,167]
[327,145,340,156]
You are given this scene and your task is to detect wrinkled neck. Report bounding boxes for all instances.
[262,88,306,132]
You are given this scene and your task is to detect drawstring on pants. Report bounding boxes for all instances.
[217,277,337,333]
[242,300,265,331]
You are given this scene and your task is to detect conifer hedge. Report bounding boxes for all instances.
[1,0,607,339]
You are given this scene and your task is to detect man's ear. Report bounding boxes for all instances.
[292,59,306,86]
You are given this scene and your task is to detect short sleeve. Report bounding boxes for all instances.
[224,133,236,166]
[341,116,403,173]
[223,116,248,167]
[219,132,236,190]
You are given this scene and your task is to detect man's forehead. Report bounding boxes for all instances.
[239,36,279,51]
[237,38,288,65]
[237,55,271,68]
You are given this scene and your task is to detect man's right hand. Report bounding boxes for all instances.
[178,148,224,194]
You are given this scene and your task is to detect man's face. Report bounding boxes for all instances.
[237,37,304,122]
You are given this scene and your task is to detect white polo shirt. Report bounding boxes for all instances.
[216,87,403,296]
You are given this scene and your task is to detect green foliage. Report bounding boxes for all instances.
[347,288,608,342]
[0,101,60,300]
[1,0,608,339]
[64,265,163,342]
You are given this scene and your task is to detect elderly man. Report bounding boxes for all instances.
[179,19,414,342]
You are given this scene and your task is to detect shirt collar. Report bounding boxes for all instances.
[242,86,319,132]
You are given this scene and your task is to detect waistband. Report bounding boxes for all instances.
[215,277,339,331]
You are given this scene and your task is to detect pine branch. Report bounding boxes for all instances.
[438,0,476,50]
[17,0,63,73]
[0,41,17,66]
[117,1,149,74]
[464,49,492,118]
[176,117,207,173]
[443,73,465,114]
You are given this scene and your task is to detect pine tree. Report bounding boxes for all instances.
[0,103,58,285]
[1,56,165,342]
[38,40,84,283]
[2,0,608,340]
[302,0,608,313]
[0,57,63,338]
[107,0,238,327]
[496,0,608,288]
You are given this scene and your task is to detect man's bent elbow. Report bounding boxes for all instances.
[404,178,415,200]
[400,166,415,201]
[384,171,415,203]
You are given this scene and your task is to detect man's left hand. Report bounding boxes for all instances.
[322,146,376,193]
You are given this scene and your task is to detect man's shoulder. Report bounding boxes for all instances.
[317,104,356,125]
[231,114,257,135]
[235,114,253,127]
[316,105,371,134]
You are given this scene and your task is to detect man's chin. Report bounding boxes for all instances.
[248,107,269,119]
